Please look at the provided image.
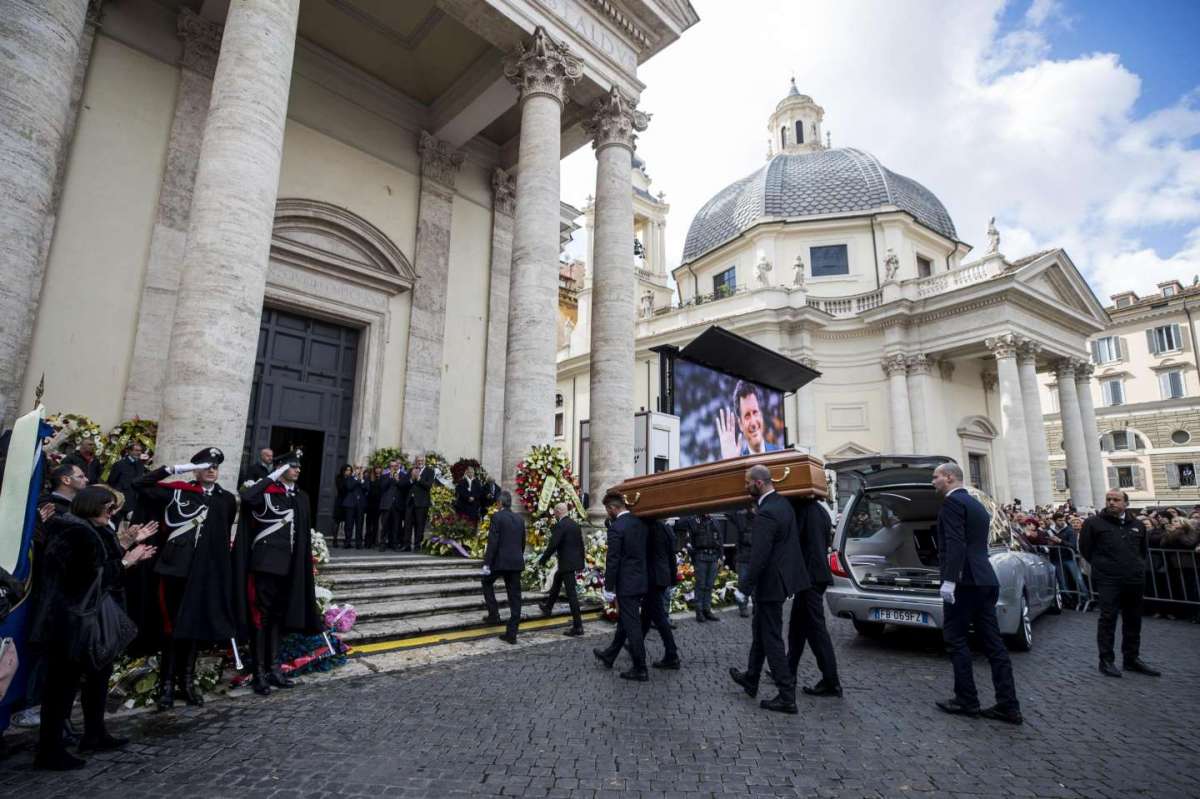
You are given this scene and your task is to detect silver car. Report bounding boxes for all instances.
[824,455,1061,651]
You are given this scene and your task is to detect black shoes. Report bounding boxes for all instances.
[251,677,271,696]
[538,602,553,617]
[729,667,759,699]
[760,695,798,714]
[482,615,502,626]
[652,657,681,670]
[498,633,517,645]
[619,667,649,682]
[33,750,87,771]
[77,734,129,753]
[593,647,616,669]
[1124,658,1161,676]
[802,681,843,698]
[1099,660,1123,678]
[267,670,295,689]
[695,612,706,623]
[935,698,981,717]
[703,610,720,622]
[562,626,585,637]
[980,704,1024,725]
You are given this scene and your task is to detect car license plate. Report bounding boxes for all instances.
[870,608,930,625]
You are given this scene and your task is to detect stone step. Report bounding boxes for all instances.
[343,601,599,646]
[324,567,487,588]
[321,555,481,574]
[353,590,552,622]
[333,579,489,604]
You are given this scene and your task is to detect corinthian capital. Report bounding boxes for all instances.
[504,27,584,106]
[880,353,908,377]
[492,168,516,217]
[1016,338,1042,361]
[1073,360,1095,381]
[419,132,465,191]
[177,8,223,79]
[583,87,650,152]
[906,354,932,375]
[984,333,1022,359]
[1053,359,1077,382]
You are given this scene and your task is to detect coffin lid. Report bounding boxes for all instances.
[677,326,820,393]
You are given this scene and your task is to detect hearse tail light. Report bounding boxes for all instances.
[829,551,848,578]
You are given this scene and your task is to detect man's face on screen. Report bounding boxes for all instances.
[738,392,764,450]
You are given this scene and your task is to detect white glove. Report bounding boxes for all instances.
[170,463,205,474]
[480,565,491,577]
[601,591,615,603]
[733,589,747,604]
[940,581,956,605]
[268,464,289,481]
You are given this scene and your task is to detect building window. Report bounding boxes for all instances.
[1102,430,1145,452]
[967,453,989,495]
[810,244,849,277]
[916,255,932,278]
[1101,378,1124,406]
[1171,429,1191,445]
[1115,296,1133,308]
[712,266,736,298]
[1159,370,1185,399]
[780,127,788,149]
[1116,466,1135,489]
[1091,336,1121,364]
[1054,468,1069,491]
[1163,285,1177,297]
[795,120,804,144]
[554,393,564,438]
[1179,463,1197,487]
[1148,323,1183,354]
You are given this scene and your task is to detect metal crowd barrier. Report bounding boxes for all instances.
[1043,545,1093,611]
[1145,547,1200,609]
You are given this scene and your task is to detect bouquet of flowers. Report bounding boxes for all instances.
[98,417,158,480]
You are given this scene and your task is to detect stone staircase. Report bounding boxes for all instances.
[321,550,597,650]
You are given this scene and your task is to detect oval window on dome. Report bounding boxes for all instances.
[1171,429,1191,445]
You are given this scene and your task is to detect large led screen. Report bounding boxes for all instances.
[674,358,787,467]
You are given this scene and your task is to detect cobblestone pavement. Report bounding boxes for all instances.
[2,607,1198,799]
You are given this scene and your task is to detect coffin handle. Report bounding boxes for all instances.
[624,491,641,507]
[770,466,791,484]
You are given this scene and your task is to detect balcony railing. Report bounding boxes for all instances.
[805,288,883,318]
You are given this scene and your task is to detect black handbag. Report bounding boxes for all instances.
[66,566,137,671]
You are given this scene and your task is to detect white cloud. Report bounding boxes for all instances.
[559,0,1200,301]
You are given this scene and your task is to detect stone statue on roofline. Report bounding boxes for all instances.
[756,254,772,286]
[986,216,1000,255]
[640,289,654,319]
[883,248,900,283]
[792,254,806,287]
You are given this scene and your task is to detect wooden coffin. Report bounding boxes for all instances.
[612,450,828,519]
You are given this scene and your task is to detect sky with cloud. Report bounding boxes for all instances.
[559,0,1200,303]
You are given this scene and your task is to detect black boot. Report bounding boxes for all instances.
[155,646,175,711]
[180,641,204,706]
[266,625,296,689]
[251,627,271,696]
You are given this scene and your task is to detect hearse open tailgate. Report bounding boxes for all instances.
[612,451,828,518]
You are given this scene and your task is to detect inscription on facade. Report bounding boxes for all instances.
[538,0,638,73]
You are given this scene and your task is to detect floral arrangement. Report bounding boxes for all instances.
[108,650,227,709]
[323,603,357,632]
[98,417,158,480]
[514,445,585,550]
[44,412,104,458]
[449,457,486,484]
[368,447,408,469]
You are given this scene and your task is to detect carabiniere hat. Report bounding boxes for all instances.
[273,449,303,468]
[190,447,224,465]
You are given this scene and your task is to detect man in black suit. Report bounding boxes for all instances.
[377,460,407,551]
[729,464,807,714]
[933,462,1022,724]
[455,465,483,527]
[106,442,148,521]
[538,502,585,635]
[592,489,650,681]
[243,447,274,484]
[405,455,435,551]
[482,490,525,643]
[786,499,841,697]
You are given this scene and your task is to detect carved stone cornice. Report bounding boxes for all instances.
[504,27,584,106]
[906,354,932,375]
[491,168,516,217]
[177,8,223,79]
[583,86,649,152]
[418,131,465,191]
[1073,360,1095,382]
[880,353,908,377]
[984,333,1022,359]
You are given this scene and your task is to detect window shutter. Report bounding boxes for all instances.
[1090,340,1100,363]
[1173,323,1186,351]
[1054,469,1067,490]
[1101,432,1113,451]
[1106,466,1118,489]
[1160,372,1170,399]
[1147,328,1159,355]
[1119,336,1128,362]
[1133,465,1145,491]
[1167,463,1180,489]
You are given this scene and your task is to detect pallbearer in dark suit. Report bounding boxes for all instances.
[932,462,1022,724]
[405,455,435,551]
[592,490,650,681]
[481,490,525,643]
[786,499,841,697]
[455,466,483,527]
[729,464,807,714]
[537,502,585,635]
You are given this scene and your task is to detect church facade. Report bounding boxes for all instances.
[2,0,698,523]
[558,83,1114,508]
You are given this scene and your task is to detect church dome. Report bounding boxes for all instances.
[682,147,958,264]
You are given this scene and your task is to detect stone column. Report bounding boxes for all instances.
[400,132,465,454]
[796,356,817,453]
[584,87,648,501]
[1074,361,1107,505]
[156,0,300,475]
[0,0,91,427]
[500,28,582,488]
[123,8,223,419]
[1016,340,1053,506]
[986,334,1034,505]
[881,354,913,453]
[480,168,516,476]
[1054,360,1094,509]
[906,354,932,453]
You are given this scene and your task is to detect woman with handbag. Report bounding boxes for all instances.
[29,486,156,770]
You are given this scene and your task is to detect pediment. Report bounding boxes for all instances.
[1011,249,1108,325]
[824,440,877,459]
